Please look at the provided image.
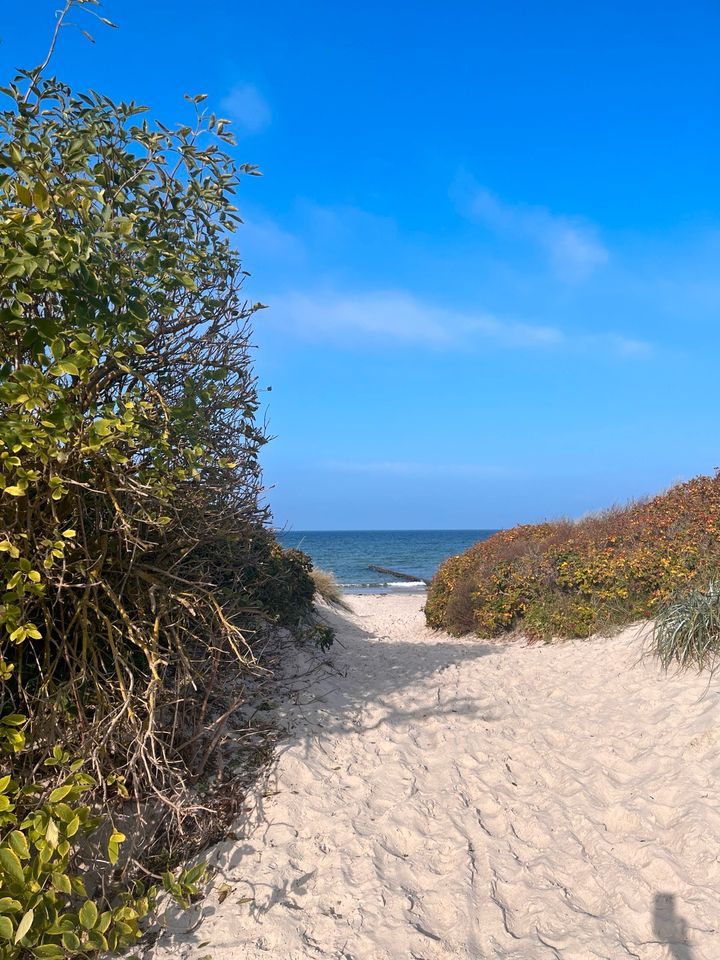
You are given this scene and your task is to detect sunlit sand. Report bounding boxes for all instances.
[149,595,719,959]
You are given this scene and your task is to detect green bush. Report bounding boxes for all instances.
[0,72,273,792]
[0,47,322,958]
[0,719,209,959]
[0,717,148,959]
[234,532,317,627]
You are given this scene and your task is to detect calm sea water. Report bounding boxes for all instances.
[275,530,496,592]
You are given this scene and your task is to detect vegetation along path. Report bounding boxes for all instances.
[148,595,720,959]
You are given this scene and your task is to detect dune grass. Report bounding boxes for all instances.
[312,568,352,610]
[654,581,720,671]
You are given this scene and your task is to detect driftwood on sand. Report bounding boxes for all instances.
[368,564,430,585]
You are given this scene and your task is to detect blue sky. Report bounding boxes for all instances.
[4,2,720,529]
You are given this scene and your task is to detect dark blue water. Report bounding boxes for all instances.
[275,530,496,592]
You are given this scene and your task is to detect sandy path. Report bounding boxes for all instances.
[149,595,720,959]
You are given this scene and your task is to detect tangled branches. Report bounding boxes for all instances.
[0,76,309,817]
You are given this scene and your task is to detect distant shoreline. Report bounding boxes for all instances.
[278,529,492,593]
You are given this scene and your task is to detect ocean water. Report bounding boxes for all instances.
[275,529,496,592]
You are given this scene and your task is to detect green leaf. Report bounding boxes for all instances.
[7,832,29,860]
[0,847,24,884]
[7,572,22,590]
[32,183,50,212]
[55,360,79,377]
[61,930,81,950]
[0,898,21,914]
[13,907,33,944]
[48,784,73,803]
[86,928,108,950]
[70,876,86,897]
[0,540,20,558]
[3,486,26,497]
[33,946,66,958]
[65,815,80,838]
[0,915,12,939]
[51,872,72,894]
[79,900,98,930]
[15,184,32,206]
[1,715,26,727]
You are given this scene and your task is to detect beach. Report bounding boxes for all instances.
[149,594,720,959]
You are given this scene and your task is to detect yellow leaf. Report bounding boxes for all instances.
[13,907,32,944]
[46,818,59,848]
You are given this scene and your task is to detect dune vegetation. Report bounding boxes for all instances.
[311,567,351,611]
[0,25,329,960]
[426,472,720,658]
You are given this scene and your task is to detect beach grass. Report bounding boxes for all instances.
[312,567,352,610]
[654,581,720,670]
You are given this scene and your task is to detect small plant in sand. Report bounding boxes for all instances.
[653,580,720,671]
[311,568,351,611]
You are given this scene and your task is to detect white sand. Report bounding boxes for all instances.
[149,594,720,959]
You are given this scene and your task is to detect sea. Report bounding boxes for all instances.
[275,529,496,592]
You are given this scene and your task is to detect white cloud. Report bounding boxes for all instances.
[265,288,648,356]
[220,84,271,134]
[267,289,563,348]
[323,460,519,478]
[461,181,609,282]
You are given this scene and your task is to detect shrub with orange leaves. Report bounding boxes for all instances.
[426,473,720,640]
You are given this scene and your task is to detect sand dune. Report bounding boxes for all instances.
[148,595,720,959]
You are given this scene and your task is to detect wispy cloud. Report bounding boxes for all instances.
[266,288,649,356]
[324,460,519,478]
[239,213,305,261]
[457,178,609,282]
[220,83,271,134]
[268,289,562,347]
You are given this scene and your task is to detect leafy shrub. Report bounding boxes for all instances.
[0,719,208,959]
[0,716,148,959]
[427,473,720,640]
[0,72,275,794]
[237,533,316,627]
[0,766,149,958]
[0,52,322,957]
[653,581,720,670]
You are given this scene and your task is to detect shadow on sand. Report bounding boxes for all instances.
[652,893,695,959]
[284,603,504,742]
[149,601,504,949]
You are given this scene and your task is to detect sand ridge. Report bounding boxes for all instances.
[148,594,720,959]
